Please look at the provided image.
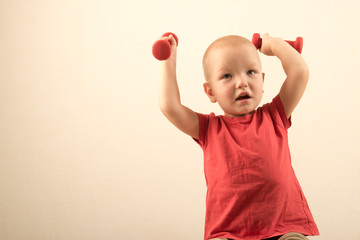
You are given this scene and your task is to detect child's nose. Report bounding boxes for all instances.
[235,77,248,89]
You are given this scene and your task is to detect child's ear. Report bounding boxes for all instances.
[203,82,217,103]
[262,72,265,82]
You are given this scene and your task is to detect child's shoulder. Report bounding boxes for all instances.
[259,95,292,129]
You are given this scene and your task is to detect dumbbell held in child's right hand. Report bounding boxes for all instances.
[152,32,178,61]
[252,33,303,54]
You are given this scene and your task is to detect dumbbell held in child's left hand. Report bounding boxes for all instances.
[252,33,303,54]
[152,32,179,61]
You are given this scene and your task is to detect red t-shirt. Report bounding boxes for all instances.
[194,95,319,240]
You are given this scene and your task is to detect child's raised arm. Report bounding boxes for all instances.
[158,35,199,139]
[260,33,309,118]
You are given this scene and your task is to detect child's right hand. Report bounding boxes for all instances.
[159,34,177,60]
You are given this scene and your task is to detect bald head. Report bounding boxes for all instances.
[202,35,258,82]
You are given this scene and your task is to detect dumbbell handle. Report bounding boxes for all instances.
[152,32,178,61]
[252,33,303,54]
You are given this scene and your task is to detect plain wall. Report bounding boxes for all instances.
[1,0,359,239]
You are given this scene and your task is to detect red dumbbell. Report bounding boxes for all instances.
[152,32,179,61]
[252,33,303,54]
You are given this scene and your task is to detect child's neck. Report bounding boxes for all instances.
[224,110,256,118]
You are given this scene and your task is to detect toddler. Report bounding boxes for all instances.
[158,33,319,240]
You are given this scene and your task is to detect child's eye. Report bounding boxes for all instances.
[247,70,255,75]
[222,73,232,79]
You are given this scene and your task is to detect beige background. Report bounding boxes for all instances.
[1,0,359,239]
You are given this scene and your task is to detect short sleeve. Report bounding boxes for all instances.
[261,95,292,129]
[193,112,211,149]
[269,95,292,129]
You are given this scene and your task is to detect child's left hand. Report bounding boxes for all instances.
[259,33,279,56]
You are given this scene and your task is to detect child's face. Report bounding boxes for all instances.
[203,42,264,117]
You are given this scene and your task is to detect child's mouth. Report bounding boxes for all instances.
[236,93,251,101]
